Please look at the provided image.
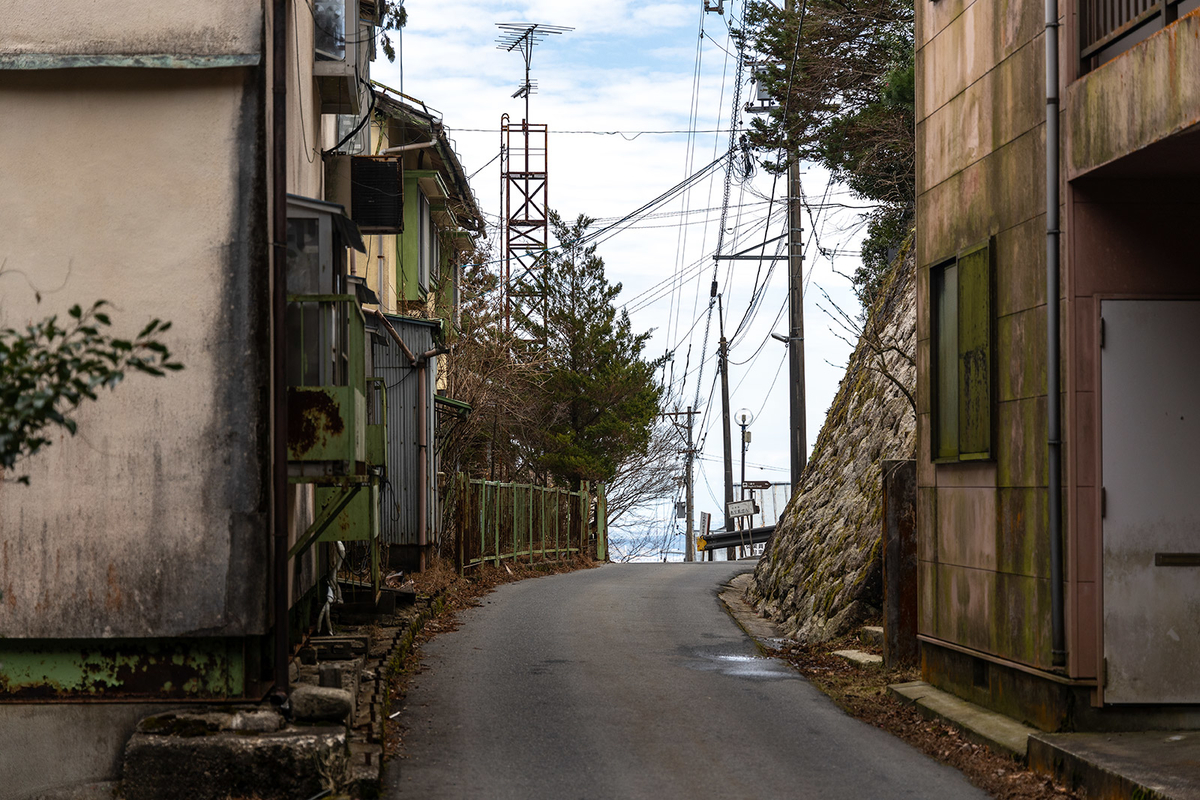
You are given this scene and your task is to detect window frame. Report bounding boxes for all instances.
[930,238,995,464]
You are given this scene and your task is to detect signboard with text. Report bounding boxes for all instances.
[726,499,758,519]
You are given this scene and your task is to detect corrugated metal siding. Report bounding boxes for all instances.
[372,314,438,546]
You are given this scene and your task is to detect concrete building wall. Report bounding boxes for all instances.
[0,702,175,800]
[0,66,271,639]
[915,0,1060,681]
[1062,7,1200,690]
[2,0,262,61]
[918,0,1200,722]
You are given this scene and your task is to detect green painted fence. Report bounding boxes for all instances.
[452,476,607,572]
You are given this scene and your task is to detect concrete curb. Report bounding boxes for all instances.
[1028,731,1200,800]
[888,680,1036,760]
[718,571,787,647]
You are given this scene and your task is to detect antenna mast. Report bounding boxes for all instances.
[495,22,572,344]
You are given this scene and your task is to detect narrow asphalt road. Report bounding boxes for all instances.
[384,562,985,799]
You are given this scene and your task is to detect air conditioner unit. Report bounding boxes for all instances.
[314,0,372,114]
[351,156,403,234]
[325,155,402,234]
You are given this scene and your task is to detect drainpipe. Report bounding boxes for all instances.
[415,344,449,571]
[380,141,436,156]
[1046,0,1066,668]
[270,0,290,700]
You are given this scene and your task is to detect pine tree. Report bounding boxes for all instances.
[524,212,666,489]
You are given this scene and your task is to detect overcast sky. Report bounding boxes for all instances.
[372,0,870,554]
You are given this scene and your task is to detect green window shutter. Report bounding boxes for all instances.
[956,239,993,459]
[933,262,959,460]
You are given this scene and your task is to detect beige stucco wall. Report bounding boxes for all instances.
[0,67,270,639]
[2,0,262,57]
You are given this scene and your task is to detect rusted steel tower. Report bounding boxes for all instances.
[495,23,571,343]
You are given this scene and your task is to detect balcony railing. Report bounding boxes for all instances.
[1080,0,1191,69]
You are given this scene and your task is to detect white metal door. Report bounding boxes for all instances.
[1101,300,1200,704]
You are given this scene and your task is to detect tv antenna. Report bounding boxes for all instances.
[495,23,573,123]
[495,22,572,346]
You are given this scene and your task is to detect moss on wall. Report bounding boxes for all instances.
[746,241,916,641]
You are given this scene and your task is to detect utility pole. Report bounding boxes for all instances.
[718,293,736,562]
[662,407,700,562]
[786,0,808,489]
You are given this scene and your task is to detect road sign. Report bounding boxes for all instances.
[743,480,771,490]
[726,499,758,519]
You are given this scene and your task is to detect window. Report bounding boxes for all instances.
[313,0,374,115]
[932,239,993,462]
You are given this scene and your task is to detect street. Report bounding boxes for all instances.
[385,562,985,799]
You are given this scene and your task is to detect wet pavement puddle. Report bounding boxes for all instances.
[682,647,796,680]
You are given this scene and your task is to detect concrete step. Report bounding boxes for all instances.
[1028,731,1200,800]
[888,680,1036,760]
[832,649,883,668]
[859,625,884,647]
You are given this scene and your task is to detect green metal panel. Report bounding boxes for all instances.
[287,385,366,463]
[957,240,993,460]
[0,638,247,699]
[365,378,388,468]
[316,480,377,542]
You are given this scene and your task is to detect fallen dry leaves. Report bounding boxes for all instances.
[766,634,1079,800]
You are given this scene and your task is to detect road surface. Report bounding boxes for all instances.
[385,562,985,799]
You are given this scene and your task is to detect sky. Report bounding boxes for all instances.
[371,0,871,557]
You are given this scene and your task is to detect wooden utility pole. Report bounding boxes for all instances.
[718,294,736,562]
[786,0,808,489]
[685,408,695,562]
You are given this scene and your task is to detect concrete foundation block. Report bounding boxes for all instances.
[122,726,347,800]
[291,684,353,723]
[832,649,884,668]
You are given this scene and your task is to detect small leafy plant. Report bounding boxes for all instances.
[0,300,182,483]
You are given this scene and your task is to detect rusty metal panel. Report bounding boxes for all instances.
[373,315,438,546]
[287,385,365,464]
[0,638,247,699]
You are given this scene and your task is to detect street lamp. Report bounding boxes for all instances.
[734,408,754,557]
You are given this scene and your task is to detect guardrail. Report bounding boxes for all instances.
[451,476,607,572]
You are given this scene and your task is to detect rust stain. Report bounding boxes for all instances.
[105,563,123,611]
[288,388,345,457]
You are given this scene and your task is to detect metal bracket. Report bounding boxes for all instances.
[288,483,364,560]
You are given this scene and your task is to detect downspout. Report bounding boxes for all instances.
[271,0,290,700]
[415,344,449,572]
[1046,0,1066,668]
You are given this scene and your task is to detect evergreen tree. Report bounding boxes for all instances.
[524,212,666,489]
[744,0,915,305]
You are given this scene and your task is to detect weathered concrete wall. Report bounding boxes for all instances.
[0,702,175,800]
[1,0,262,59]
[747,247,915,641]
[1067,8,1200,179]
[915,0,1059,673]
[0,67,270,639]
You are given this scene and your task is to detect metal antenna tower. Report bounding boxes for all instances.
[495,23,572,343]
